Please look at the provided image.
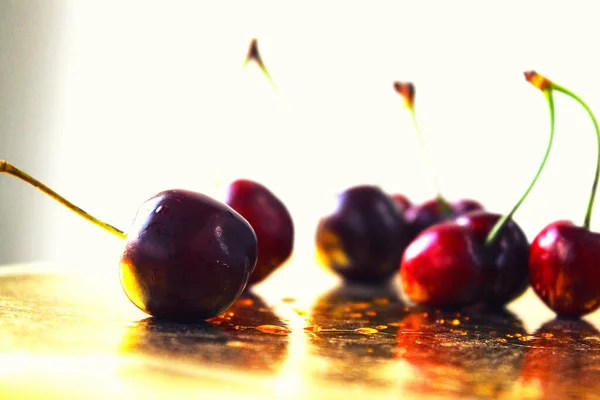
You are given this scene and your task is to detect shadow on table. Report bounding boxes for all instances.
[119,291,290,374]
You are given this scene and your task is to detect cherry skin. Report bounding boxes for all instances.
[120,189,258,320]
[390,193,412,213]
[316,185,412,283]
[529,220,600,318]
[225,179,294,285]
[404,198,484,237]
[455,211,529,307]
[400,221,486,308]
[400,211,528,309]
[452,198,485,215]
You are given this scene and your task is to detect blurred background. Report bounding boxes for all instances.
[1,0,600,274]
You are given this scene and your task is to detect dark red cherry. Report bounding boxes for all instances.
[316,185,412,283]
[523,71,600,318]
[403,198,449,235]
[529,221,600,318]
[452,199,484,215]
[404,198,484,236]
[120,189,258,320]
[225,179,294,285]
[390,193,412,213]
[455,211,529,307]
[0,161,258,321]
[400,222,486,308]
[400,211,528,309]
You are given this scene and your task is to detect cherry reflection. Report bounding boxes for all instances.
[396,309,527,398]
[120,292,289,373]
[521,318,600,399]
[303,282,406,387]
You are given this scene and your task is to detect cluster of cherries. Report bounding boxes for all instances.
[2,40,599,322]
[316,72,600,320]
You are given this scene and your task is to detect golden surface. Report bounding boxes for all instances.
[0,261,599,399]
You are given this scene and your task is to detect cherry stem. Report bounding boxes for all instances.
[393,82,451,214]
[550,83,600,229]
[244,38,278,92]
[485,73,555,246]
[0,161,126,240]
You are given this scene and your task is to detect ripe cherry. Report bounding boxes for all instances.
[392,82,483,236]
[403,198,485,237]
[391,193,412,213]
[225,179,294,285]
[315,185,413,283]
[454,211,529,308]
[400,73,557,309]
[0,162,258,320]
[527,71,600,318]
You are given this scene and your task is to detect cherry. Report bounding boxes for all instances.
[527,71,600,318]
[392,82,483,236]
[315,185,413,283]
[400,221,487,308]
[454,211,529,308]
[0,161,258,320]
[403,198,484,237]
[400,73,557,309]
[225,179,294,285]
[452,198,485,215]
[391,193,412,213]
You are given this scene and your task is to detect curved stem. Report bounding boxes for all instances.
[550,84,600,229]
[394,82,451,214]
[244,38,278,92]
[486,88,555,245]
[0,161,126,239]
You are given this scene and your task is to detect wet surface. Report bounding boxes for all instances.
[0,263,600,399]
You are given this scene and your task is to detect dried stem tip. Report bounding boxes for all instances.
[245,38,260,66]
[394,81,416,108]
[524,71,551,91]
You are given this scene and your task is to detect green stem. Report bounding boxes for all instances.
[551,84,600,229]
[0,161,126,240]
[486,89,555,246]
[394,82,452,214]
[408,107,452,214]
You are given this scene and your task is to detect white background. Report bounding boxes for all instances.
[1,1,600,285]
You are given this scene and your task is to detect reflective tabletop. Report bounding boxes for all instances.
[0,260,599,399]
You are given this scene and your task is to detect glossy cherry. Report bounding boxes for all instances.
[530,221,600,317]
[225,179,294,285]
[400,73,557,309]
[0,161,258,320]
[400,221,487,308]
[455,211,529,307]
[121,189,257,319]
[526,71,600,318]
[315,185,412,283]
[400,211,529,309]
